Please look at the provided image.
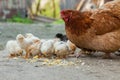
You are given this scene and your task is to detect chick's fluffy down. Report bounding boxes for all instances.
[40,40,54,57]
[25,33,40,42]
[66,40,76,54]
[27,41,41,58]
[16,34,40,50]
[54,41,70,58]
[6,40,23,56]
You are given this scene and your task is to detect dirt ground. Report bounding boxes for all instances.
[0,22,120,80]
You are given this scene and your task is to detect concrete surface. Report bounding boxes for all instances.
[0,22,120,80]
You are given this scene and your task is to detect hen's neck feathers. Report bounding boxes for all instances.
[65,12,93,36]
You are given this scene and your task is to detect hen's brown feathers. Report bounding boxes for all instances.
[91,10,120,35]
[102,1,120,19]
[61,0,120,54]
[64,11,93,36]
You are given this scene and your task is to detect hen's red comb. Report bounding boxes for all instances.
[60,10,66,14]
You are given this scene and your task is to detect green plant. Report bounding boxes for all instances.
[52,19,64,24]
[7,15,33,24]
[40,0,60,18]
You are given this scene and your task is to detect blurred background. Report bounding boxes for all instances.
[0,0,113,23]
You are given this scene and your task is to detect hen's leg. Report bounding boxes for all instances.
[102,53,112,59]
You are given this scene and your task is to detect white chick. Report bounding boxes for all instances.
[16,34,30,49]
[6,40,23,57]
[40,40,55,58]
[27,41,41,58]
[25,33,34,38]
[25,33,40,42]
[66,40,76,54]
[40,38,59,43]
[16,34,40,49]
[54,41,70,58]
[16,34,40,58]
[40,39,46,43]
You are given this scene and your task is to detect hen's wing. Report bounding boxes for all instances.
[103,1,120,19]
[91,9,120,35]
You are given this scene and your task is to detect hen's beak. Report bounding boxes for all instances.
[60,10,65,19]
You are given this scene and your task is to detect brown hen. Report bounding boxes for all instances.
[61,1,120,58]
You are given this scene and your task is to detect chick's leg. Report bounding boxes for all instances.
[38,53,42,58]
[62,55,67,58]
[55,55,61,59]
[9,53,16,58]
[75,49,92,58]
[24,48,30,59]
[56,55,67,59]
[19,52,23,56]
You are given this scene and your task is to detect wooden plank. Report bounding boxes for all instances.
[76,0,85,11]
[33,15,57,23]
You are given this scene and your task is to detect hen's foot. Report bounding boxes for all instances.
[102,53,112,59]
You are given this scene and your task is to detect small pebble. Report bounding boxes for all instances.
[81,62,85,66]
[0,31,2,35]
[34,65,39,67]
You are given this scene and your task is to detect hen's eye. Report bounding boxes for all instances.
[70,12,73,15]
